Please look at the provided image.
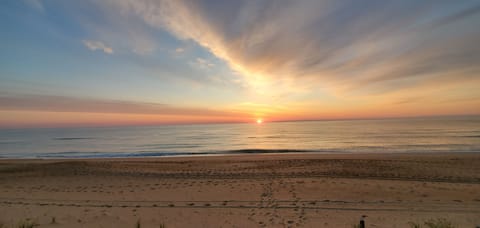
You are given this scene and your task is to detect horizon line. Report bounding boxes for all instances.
[1,113,478,131]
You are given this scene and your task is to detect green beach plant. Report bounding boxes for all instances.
[408,218,456,228]
[408,222,422,228]
[424,218,455,228]
[16,219,39,228]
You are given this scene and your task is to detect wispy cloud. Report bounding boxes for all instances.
[82,40,114,54]
[0,93,240,117]
[175,47,184,53]
[193,57,214,69]
[100,0,480,98]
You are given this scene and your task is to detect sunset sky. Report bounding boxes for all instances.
[1,0,479,128]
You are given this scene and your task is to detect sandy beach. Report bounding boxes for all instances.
[1,153,480,227]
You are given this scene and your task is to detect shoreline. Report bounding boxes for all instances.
[2,150,480,161]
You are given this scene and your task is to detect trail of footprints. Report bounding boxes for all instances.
[245,168,307,227]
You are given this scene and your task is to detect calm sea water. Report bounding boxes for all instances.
[1,116,479,158]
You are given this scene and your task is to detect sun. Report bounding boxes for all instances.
[256,118,263,124]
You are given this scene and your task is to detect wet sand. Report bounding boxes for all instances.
[1,153,480,227]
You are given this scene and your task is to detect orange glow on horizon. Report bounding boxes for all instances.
[1,94,480,129]
[0,110,252,129]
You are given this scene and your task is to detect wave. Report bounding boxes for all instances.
[53,137,95,141]
[138,143,202,149]
[223,149,312,154]
[1,147,480,159]
[0,149,321,159]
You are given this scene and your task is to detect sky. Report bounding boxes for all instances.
[1,0,479,128]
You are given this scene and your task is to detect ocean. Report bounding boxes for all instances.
[1,116,479,158]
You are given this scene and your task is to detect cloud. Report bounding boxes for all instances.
[101,0,480,98]
[427,4,480,29]
[175,47,185,53]
[170,47,186,58]
[82,40,114,54]
[194,57,214,69]
[0,93,242,117]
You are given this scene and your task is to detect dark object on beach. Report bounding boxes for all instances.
[359,215,367,228]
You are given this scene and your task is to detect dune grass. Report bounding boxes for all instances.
[409,222,421,228]
[352,218,456,228]
[16,219,39,228]
[408,218,456,228]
